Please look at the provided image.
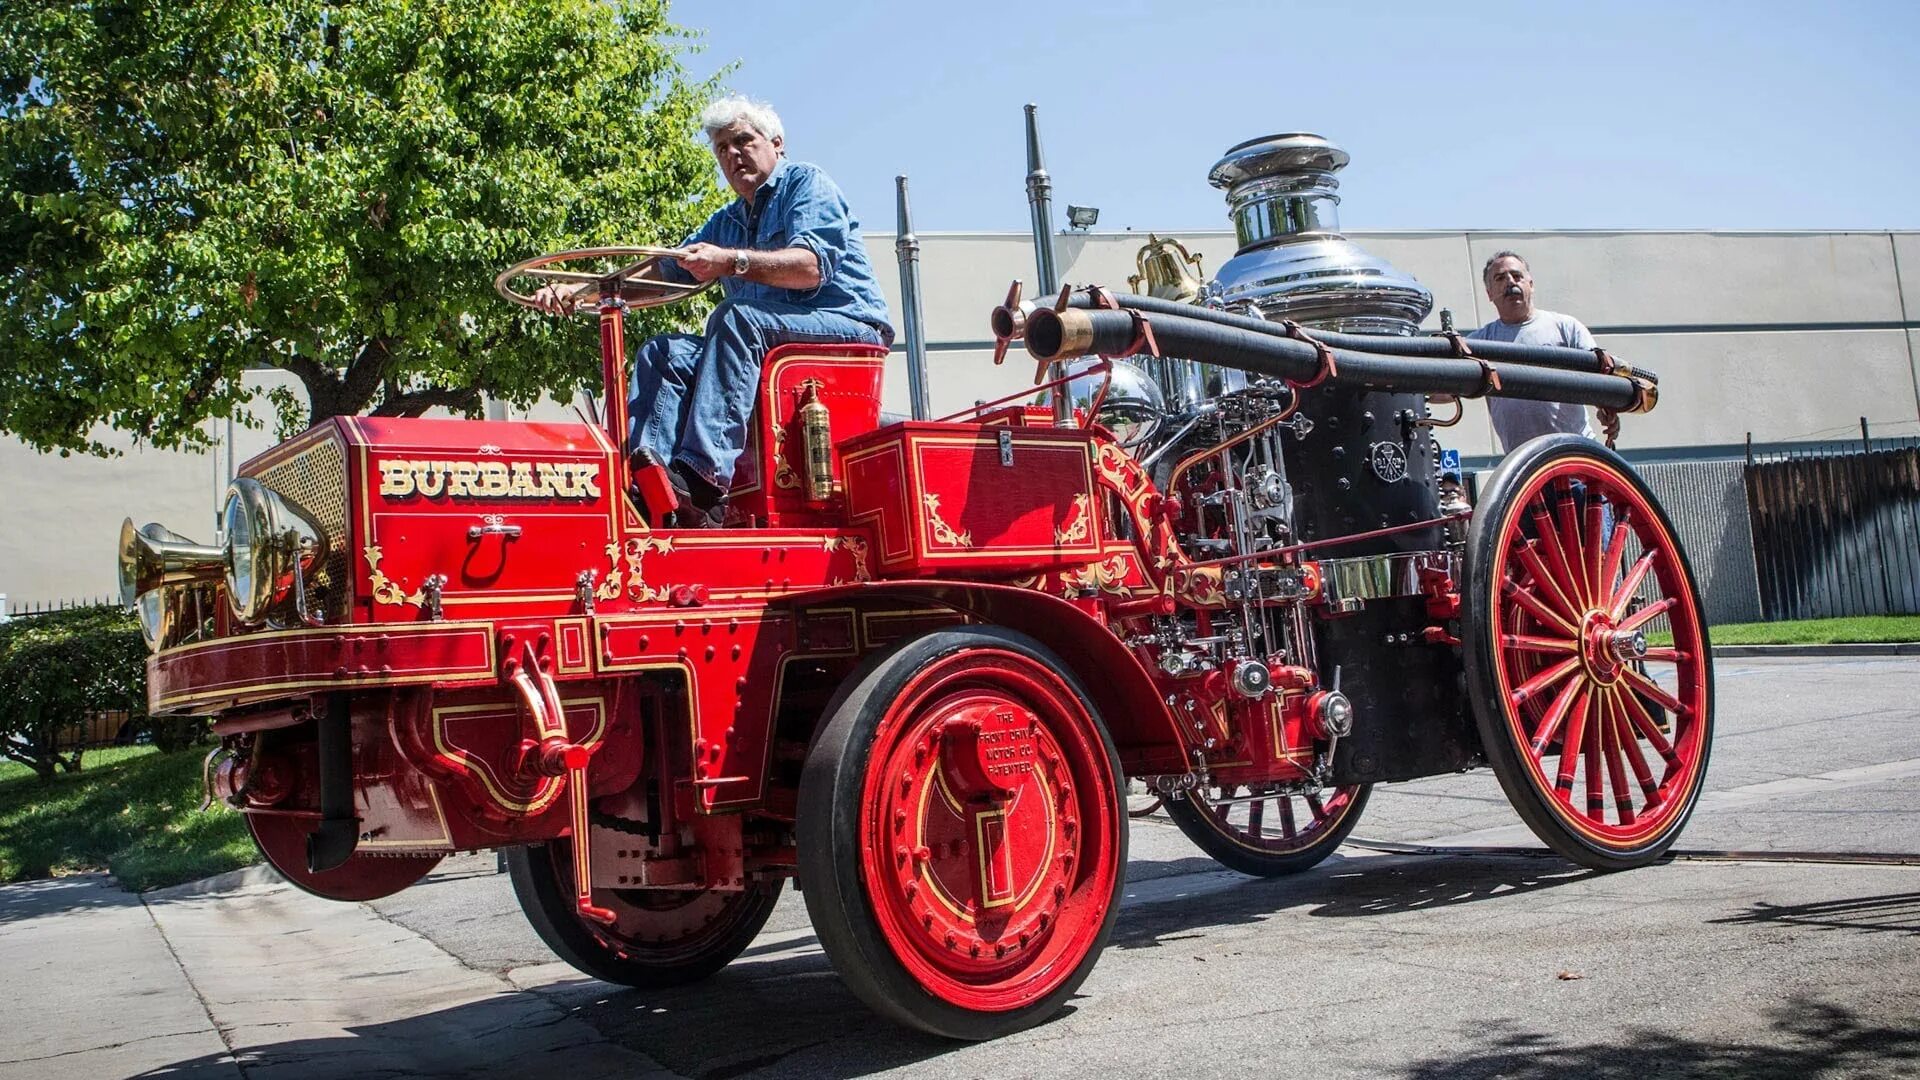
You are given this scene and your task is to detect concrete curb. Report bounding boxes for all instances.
[1712,642,1920,658]
[143,862,284,899]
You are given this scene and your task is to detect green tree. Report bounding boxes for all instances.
[0,607,148,780]
[0,0,725,454]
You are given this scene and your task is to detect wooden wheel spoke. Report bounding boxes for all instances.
[1531,504,1589,610]
[1608,551,1658,622]
[1517,541,1583,622]
[1504,580,1579,637]
[1617,684,1679,763]
[1618,597,1677,635]
[1278,797,1299,839]
[1245,793,1264,839]
[1621,666,1687,716]
[1551,488,1593,607]
[1609,689,1662,803]
[1582,496,1608,608]
[1531,678,1586,755]
[1600,511,1632,595]
[1511,656,1581,708]
[1555,689,1593,800]
[1304,793,1327,822]
[1502,633,1579,654]
[1583,697,1606,819]
[1600,694,1636,824]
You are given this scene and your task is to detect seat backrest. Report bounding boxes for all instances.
[729,342,890,526]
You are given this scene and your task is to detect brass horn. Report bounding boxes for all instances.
[118,519,223,609]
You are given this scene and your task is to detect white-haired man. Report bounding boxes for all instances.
[539,96,892,525]
[1468,251,1602,452]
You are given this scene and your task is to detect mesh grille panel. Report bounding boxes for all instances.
[251,436,349,620]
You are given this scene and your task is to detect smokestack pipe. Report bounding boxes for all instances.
[893,175,931,420]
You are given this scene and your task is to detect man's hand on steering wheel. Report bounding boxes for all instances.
[530,284,585,316]
[674,242,736,284]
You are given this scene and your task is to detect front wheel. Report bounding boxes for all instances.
[798,627,1126,1040]
[1464,435,1714,871]
[1165,783,1370,877]
[507,839,780,987]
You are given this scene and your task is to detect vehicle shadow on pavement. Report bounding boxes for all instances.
[1108,851,1595,950]
[1401,998,1920,1079]
[1709,890,1920,937]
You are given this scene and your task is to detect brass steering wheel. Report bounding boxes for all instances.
[493,245,714,315]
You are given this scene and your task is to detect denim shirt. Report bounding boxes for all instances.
[665,159,894,343]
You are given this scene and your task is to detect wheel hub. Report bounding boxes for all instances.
[1578,609,1641,684]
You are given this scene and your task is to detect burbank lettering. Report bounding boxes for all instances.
[377,459,603,500]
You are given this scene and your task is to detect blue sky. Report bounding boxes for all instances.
[677,1,1920,233]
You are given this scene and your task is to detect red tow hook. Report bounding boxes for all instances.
[505,636,616,925]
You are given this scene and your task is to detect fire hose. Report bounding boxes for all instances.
[1061,291,1648,381]
[1023,304,1656,414]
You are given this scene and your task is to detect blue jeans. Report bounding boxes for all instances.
[629,299,887,489]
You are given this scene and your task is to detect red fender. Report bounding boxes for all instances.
[776,581,1191,775]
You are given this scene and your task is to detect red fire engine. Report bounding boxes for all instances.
[118,133,1708,1040]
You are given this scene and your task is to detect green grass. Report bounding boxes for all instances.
[1647,613,1920,648]
[1704,614,1920,646]
[0,745,258,891]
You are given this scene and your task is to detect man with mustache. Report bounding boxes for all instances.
[536,95,892,526]
[1467,251,1602,453]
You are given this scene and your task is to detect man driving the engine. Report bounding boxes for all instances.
[536,95,892,526]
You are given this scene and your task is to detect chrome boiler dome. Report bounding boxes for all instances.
[1050,357,1165,447]
[1206,134,1432,335]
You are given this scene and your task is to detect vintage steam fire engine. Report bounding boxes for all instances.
[118,131,1709,1039]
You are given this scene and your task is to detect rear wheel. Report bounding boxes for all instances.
[1165,783,1369,877]
[507,839,780,987]
[798,627,1125,1040]
[1464,435,1714,870]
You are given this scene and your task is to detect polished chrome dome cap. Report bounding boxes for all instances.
[1206,133,1432,336]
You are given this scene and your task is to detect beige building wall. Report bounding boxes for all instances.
[4,229,1916,607]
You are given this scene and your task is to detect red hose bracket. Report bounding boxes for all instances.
[1281,320,1339,388]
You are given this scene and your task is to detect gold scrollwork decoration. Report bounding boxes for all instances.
[622,536,672,603]
[923,493,974,548]
[1054,493,1093,546]
[823,534,873,583]
[365,545,425,607]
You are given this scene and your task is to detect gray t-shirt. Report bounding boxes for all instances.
[1467,309,1598,452]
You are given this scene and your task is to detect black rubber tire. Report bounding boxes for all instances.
[796,626,1127,1041]
[1462,434,1715,871]
[507,839,780,988]
[1164,784,1371,877]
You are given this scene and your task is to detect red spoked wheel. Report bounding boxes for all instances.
[1165,783,1370,877]
[247,813,443,901]
[1464,435,1714,870]
[507,838,780,987]
[798,627,1125,1040]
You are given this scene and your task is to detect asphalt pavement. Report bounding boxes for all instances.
[4,655,1918,1079]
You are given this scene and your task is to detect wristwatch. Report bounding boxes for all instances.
[732,250,751,277]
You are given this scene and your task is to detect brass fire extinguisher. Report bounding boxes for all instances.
[799,382,836,502]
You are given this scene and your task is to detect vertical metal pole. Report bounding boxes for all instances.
[894,175,931,420]
[1023,104,1059,297]
[598,292,631,494]
[1023,104,1068,424]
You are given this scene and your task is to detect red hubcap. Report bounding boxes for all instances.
[859,649,1119,1013]
[1491,459,1710,848]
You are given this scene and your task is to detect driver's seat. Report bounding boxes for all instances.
[726,342,890,527]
